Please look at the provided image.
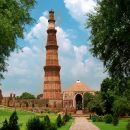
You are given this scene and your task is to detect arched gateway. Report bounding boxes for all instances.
[63,80,95,112]
[75,94,82,110]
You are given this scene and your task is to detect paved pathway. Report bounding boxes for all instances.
[70,117,100,130]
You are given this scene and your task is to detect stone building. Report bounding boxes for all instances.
[63,80,94,112]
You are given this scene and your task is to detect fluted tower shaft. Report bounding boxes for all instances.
[43,11,62,100]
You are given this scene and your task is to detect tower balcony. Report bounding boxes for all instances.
[46,44,58,50]
[44,65,61,71]
[47,29,57,33]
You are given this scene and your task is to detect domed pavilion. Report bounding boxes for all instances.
[63,80,95,112]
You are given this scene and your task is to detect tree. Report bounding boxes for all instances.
[17,92,35,99]
[101,78,117,114]
[83,92,94,108]
[112,96,129,116]
[44,115,51,128]
[0,0,36,79]
[63,114,71,122]
[37,94,43,99]
[87,0,130,79]
[8,111,19,130]
[118,77,130,96]
[101,78,118,93]
[56,114,62,127]
[0,112,19,130]
[1,119,9,130]
[26,117,44,130]
[102,91,115,114]
[100,77,130,114]
[87,92,105,115]
[113,112,119,126]
[101,77,130,95]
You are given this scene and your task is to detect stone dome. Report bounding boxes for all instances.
[65,80,92,92]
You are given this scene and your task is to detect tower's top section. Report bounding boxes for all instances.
[48,10,55,29]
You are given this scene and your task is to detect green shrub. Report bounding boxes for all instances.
[26,116,57,130]
[44,115,51,127]
[49,123,57,130]
[1,111,20,130]
[63,114,71,122]
[97,116,104,122]
[91,115,104,122]
[62,118,65,126]
[9,111,20,130]
[126,122,130,130]
[104,114,113,124]
[26,117,44,130]
[91,115,98,122]
[69,114,72,120]
[56,114,62,127]
[112,113,119,126]
[1,119,9,130]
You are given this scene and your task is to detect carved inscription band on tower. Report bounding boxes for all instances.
[43,11,62,100]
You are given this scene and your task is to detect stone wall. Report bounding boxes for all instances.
[0,93,64,113]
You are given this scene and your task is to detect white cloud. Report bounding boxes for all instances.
[64,0,96,24]
[74,45,88,61]
[7,46,42,77]
[1,11,107,96]
[25,16,48,45]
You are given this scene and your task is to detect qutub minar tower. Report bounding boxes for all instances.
[43,11,62,105]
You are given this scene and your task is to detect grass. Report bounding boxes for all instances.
[36,112,58,123]
[0,106,73,130]
[0,107,36,130]
[94,119,130,130]
[58,119,74,130]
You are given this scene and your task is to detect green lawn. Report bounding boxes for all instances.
[94,119,129,130]
[0,106,73,130]
[0,107,36,130]
[58,119,74,130]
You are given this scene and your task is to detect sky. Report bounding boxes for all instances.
[1,0,107,96]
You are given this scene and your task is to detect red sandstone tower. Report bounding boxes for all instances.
[43,11,62,103]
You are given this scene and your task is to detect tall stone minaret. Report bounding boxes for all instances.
[43,11,62,103]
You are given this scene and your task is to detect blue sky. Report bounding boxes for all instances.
[1,0,107,96]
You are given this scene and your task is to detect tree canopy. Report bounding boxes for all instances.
[100,77,130,114]
[17,92,35,99]
[101,77,118,93]
[87,0,130,78]
[87,92,105,115]
[0,0,36,79]
[112,96,130,116]
[83,92,94,108]
[87,0,130,115]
